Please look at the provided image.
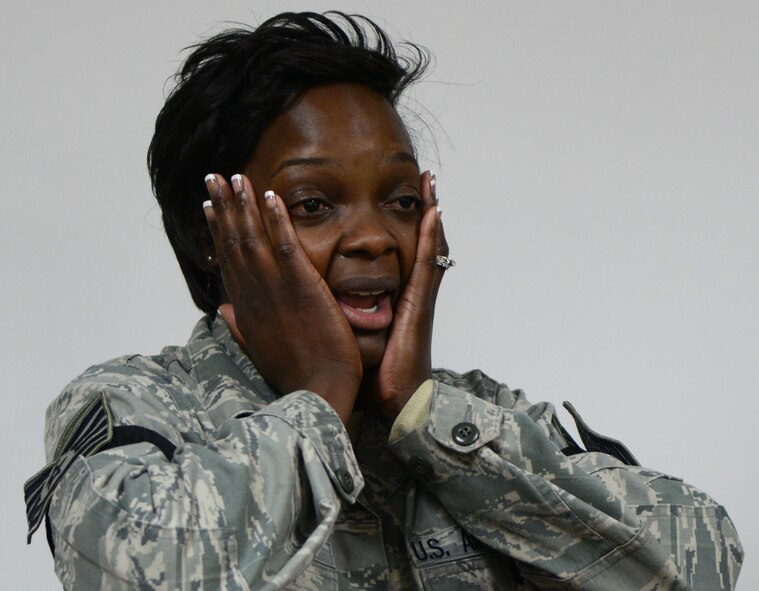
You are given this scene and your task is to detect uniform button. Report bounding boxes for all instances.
[451,422,480,446]
[409,455,433,478]
[336,468,354,493]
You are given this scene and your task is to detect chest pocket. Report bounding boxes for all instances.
[409,526,519,591]
[284,542,338,591]
[418,555,518,591]
[407,488,521,590]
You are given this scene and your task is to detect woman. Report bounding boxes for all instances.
[25,11,742,590]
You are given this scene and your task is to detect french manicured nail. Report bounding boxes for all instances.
[202,200,212,209]
[264,190,275,200]
[231,174,243,193]
[204,173,222,198]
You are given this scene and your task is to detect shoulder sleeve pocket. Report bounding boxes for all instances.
[25,394,178,544]
[25,394,112,543]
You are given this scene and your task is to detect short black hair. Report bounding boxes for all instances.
[147,11,430,313]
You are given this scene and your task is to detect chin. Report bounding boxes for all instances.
[356,333,387,371]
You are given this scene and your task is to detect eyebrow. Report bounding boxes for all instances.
[270,151,418,180]
[390,151,419,166]
[270,157,332,180]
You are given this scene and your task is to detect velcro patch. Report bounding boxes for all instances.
[24,394,112,542]
[563,401,640,466]
[407,527,494,569]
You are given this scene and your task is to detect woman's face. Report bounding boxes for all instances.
[245,83,422,370]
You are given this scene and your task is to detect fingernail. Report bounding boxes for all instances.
[204,173,221,198]
[231,174,243,193]
[264,190,275,200]
[202,200,212,209]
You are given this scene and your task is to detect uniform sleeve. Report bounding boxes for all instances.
[31,367,362,591]
[387,379,743,591]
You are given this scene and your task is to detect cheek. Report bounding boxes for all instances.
[292,225,335,277]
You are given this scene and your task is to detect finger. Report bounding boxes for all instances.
[261,190,312,281]
[418,204,444,282]
[253,179,275,243]
[420,171,446,255]
[203,173,242,298]
[423,170,448,258]
[421,208,446,325]
[206,173,247,269]
[202,195,219,250]
[232,173,271,267]
[401,204,443,309]
[419,170,437,218]
[437,212,449,258]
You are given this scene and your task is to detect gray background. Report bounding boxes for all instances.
[2,1,756,587]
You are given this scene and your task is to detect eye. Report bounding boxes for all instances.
[290,197,332,217]
[387,195,422,211]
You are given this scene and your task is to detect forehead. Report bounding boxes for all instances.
[250,83,414,168]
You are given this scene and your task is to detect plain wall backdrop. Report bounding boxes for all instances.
[2,1,756,587]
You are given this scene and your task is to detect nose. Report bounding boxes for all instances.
[338,203,397,259]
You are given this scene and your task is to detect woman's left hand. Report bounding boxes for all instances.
[367,171,448,424]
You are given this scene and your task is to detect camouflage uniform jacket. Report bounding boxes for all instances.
[25,314,743,590]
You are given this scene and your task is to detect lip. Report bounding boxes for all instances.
[330,275,399,295]
[330,275,399,331]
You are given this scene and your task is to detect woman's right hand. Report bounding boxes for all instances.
[203,173,362,423]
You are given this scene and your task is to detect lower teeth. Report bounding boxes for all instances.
[357,305,378,313]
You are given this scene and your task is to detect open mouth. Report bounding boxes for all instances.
[331,276,398,331]
[335,290,393,331]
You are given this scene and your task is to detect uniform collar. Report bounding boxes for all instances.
[188,312,411,503]
[355,412,411,507]
[186,314,279,427]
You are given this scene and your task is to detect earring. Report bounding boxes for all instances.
[207,255,213,263]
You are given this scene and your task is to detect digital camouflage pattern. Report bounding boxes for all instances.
[26,314,743,590]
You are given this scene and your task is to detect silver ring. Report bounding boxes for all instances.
[435,255,456,270]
